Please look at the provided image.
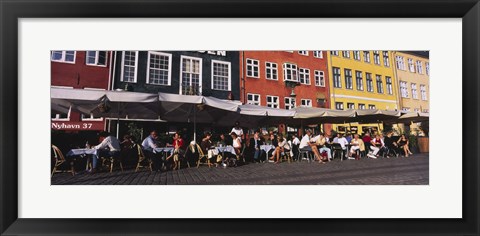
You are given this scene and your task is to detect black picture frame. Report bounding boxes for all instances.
[1,0,479,235]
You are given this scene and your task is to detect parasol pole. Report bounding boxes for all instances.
[193,104,197,144]
[116,103,120,139]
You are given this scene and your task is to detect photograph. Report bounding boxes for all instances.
[50,50,430,185]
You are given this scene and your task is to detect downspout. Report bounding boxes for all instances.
[392,51,402,111]
[241,51,246,104]
[111,51,117,91]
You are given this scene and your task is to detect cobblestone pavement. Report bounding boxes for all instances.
[51,153,429,185]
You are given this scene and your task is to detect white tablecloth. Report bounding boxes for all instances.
[216,146,236,156]
[153,147,174,154]
[260,145,275,154]
[67,148,98,157]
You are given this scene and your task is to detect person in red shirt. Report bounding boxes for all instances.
[362,132,372,153]
[167,133,184,170]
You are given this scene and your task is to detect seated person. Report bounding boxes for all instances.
[397,134,413,157]
[231,132,242,157]
[249,130,265,162]
[315,133,332,162]
[368,134,384,159]
[383,131,399,157]
[270,134,290,163]
[93,131,121,173]
[120,134,136,167]
[141,130,163,171]
[348,134,365,159]
[200,132,220,166]
[266,133,278,157]
[334,133,349,152]
[362,132,372,153]
[291,134,300,160]
[299,129,323,162]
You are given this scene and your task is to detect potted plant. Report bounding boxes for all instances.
[408,134,419,154]
[417,121,429,153]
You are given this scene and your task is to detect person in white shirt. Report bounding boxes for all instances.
[315,133,332,162]
[292,134,300,146]
[299,130,312,150]
[270,134,290,163]
[368,134,385,158]
[230,122,244,140]
[141,130,162,171]
[334,133,349,150]
[231,132,242,156]
[92,131,121,172]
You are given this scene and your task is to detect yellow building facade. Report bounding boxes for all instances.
[327,50,399,134]
[393,51,430,135]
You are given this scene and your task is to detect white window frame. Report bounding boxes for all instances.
[51,51,76,64]
[376,74,384,94]
[335,102,344,110]
[331,51,339,56]
[420,85,427,101]
[265,62,278,80]
[51,106,71,121]
[344,68,353,89]
[342,51,350,58]
[246,58,260,78]
[400,81,409,98]
[299,68,311,85]
[301,99,312,108]
[314,70,325,87]
[416,60,423,74]
[358,104,366,109]
[373,51,381,65]
[247,93,261,105]
[363,51,371,63]
[284,97,296,110]
[211,60,232,91]
[313,51,323,58]
[411,83,418,99]
[298,51,309,56]
[333,67,342,88]
[120,51,139,83]
[383,51,390,67]
[426,62,430,75]
[402,107,411,112]
[85,51,108,67]
[355,70,364,91]
[368,104,376,109]
[353,51,361,60]
[179,55,202,94]
[81,113,104,121]
[146,51,172,86]
[408,58,415,72]
[283,63,298,82]
[366,72,374,92]
[396,56,405,70]
[347,103,355,110]
[386,76,393,95]
[266,95,280,108]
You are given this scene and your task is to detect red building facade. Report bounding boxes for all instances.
[240,51,330,109]
[51,51,112,131]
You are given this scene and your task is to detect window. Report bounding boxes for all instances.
[366,72,374,92]
[330,51,339,56]
[265,62,278,80]
[299,68,311,85]
[411,83,418,99]
[416,61,423,74]
[247,93,260,105]
[333,67,342,88]
[342,51,350,58]
[51,107,71,121]
[383,51,390,67]
[147,52,171,86]
[51,51,76,63]
[347,103,355,110]
[86,51,107,66]
[301,99,312,108]
[426,62,430,75]
[402,107,410,112]
[363,51,371,63]
[313,51,323,58]
[246,58,259,78]
[266,96,279,108]
[355,71,363,91]
[414,108,420,112]
[408,58,415,72]
[353,51,361,60]
[420,85,427,100]
[386,76,393,95]
[121,51,138,83]
[283,63,298,82]
[396,56,405,70]
[368,104,376,109]
[423,109,429,113]
[373,51,380,65]
[400,81,409,98]
[285,97,296,110]
[335,102,344,110]
[376,75,383,94]
[314,70,325,87]
[81,113,103,121]
[212,61,231,91]
[298,51,309,56]
[344,69,353,89]
[180,56,201,94]
[358,104,366,109]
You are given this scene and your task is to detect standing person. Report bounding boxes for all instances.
[92,131,121,173]
[291,134,300,161]
[231,122,244,140]
[362,132,372,153]
[397,134,413,157]
[142,130,162,171]
[231,132,242,156]
[368,134,384,159]
[249,130,264,162]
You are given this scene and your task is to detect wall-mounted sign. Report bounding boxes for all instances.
[51,121,104,131]
[197,51,227,56]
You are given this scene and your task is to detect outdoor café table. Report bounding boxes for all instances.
[260,145,275,155]
[67,148,98,171]
[153,147,174,154]
[216,145,236,156]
